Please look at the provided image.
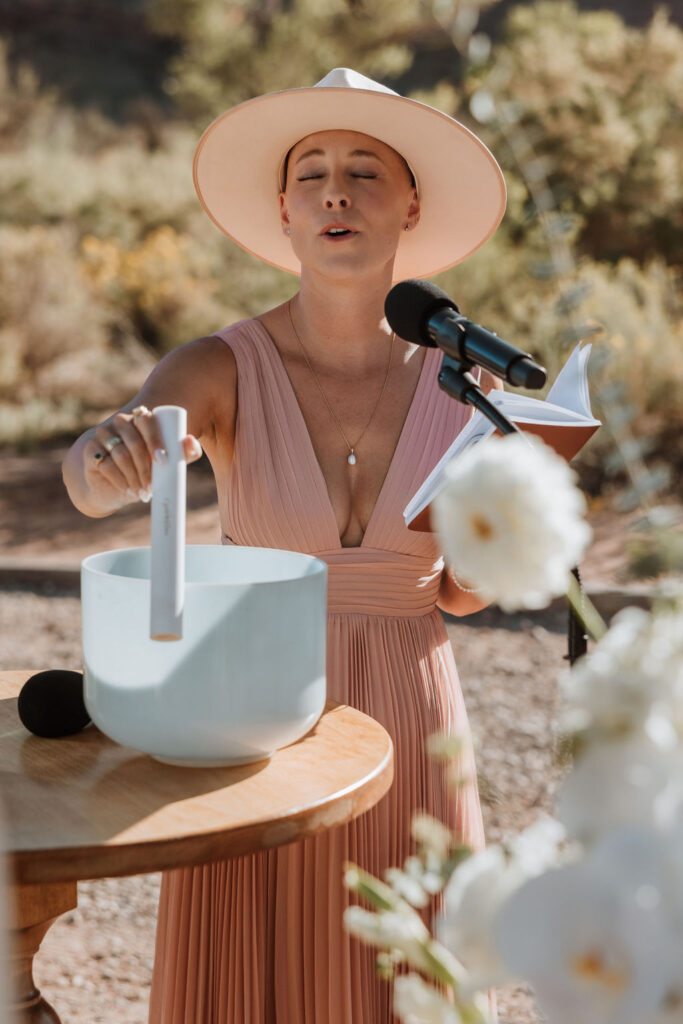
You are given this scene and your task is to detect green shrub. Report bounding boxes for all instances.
[146,0,419,124]
[0,224,155,444]
[0,5,681,471]
[463,3,683,266]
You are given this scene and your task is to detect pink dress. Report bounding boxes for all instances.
[148,319,490,1023]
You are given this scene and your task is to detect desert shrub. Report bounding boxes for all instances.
[0,37,59,146]
[0,224,156,443]
[0,5,681,469]
[0,224,111,401]
[463,2,683,266]
[78,223,298,351]
[146,0,420,123]
[80,226,227,351]
[0,124,199,245]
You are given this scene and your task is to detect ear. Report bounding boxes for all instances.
[407,187,420,228]
[279,193,291,236]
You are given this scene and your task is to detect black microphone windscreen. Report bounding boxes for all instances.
[385,280,460,345]
[18,670,91,738]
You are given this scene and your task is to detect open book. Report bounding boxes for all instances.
[405,342,601,531]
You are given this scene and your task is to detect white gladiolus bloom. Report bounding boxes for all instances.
[560,606,683,744]
[393,973,463,1024]
[556,738,675,842]
[404,855,444,897]
[344,906,433,973]
[436,815,566,993]
[503,815,570,874]
[411,813,455,861]
[437,846,519,991]
[495,827,679,1024]
[432,434,591,611]
[384,867,431,908]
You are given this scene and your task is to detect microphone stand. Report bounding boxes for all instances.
[437,352,588,666]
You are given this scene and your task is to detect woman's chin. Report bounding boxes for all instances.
[299,247,396,284]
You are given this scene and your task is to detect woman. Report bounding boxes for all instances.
[63,68,506,1022]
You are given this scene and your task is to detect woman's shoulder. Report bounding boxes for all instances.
[177,316,266,370]
[171,307,287,381]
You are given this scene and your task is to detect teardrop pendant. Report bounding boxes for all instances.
[347,451,357,466]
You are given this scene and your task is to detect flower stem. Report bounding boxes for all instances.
[566,573,607,641]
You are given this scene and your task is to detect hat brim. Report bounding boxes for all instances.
[193,86,506,281]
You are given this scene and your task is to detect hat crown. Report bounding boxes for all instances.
[314,67,399,97]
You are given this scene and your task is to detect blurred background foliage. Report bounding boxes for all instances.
[0,0,681,508]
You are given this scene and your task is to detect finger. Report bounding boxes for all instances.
[86,438,139,501]
[109,412,159,490]
[92,424,145,495]
[131,408,169,470]
[183,435,203,464]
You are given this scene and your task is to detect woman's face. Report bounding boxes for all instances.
[279,129,419,282]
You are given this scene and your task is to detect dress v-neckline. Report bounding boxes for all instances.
[252,319,431,551]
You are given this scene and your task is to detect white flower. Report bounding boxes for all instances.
[556,737,676,842]
[393,973,493,1024]
[393,973,462,1024]
[384,867,431,908]
[411,813,455,861]
[432,434,591,611]
[345,904,467,990]
[436,815,566,993]
[560,605,683,744]
[344,905,431,971]
[404,855,444,896]
[503,814,572,873]
[494,826,680,1024]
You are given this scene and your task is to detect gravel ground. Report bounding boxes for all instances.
[0,583,574,1023]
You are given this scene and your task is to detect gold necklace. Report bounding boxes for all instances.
[287,298,394,467]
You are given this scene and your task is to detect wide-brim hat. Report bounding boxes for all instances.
[193,67,506,281]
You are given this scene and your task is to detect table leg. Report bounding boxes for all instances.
[9,881,78,1023]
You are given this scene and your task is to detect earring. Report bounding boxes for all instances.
[285,227,291,235]
[404,224,411,231]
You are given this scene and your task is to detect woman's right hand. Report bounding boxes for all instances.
[83,405,203,510]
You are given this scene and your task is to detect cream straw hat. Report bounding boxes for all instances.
[193,67,506,281]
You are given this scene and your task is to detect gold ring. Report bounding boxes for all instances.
[132,406,148,418]
[103,435,124,454]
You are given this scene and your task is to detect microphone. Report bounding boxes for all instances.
[17,670,91,738]
[385,279,547,389]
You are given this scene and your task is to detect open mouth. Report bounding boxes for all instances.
[321,226,357,239]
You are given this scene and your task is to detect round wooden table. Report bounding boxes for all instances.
[0,671,394,1022]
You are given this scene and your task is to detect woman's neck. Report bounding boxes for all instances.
[290,269,395,372]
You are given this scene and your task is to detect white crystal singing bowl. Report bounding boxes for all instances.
[81,545,327,766]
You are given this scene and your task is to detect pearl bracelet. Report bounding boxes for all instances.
[447,567,482,594]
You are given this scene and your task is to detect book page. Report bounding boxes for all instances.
[404,342,600,525]
[546,342,594,417]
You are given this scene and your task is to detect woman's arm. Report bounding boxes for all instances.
[62,335,237,518]
[435,368,504,617]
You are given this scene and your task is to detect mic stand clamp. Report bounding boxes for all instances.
[436,353,588,665]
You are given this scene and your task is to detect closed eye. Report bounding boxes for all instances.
[296,172,378,181]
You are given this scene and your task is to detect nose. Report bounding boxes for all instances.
[323,172,350,210]
[325,195,348,209]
